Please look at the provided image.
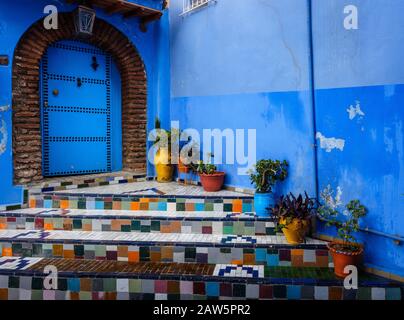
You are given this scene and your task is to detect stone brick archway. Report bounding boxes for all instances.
[12,12,147,184]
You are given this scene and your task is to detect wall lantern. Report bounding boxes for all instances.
[74,5,96,37]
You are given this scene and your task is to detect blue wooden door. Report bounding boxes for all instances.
[41,40,122,176]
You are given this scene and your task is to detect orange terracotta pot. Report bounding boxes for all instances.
[199,172,225,192]
[328,242,364,278]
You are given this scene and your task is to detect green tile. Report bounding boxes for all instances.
[74,245,84,257]
[104,202,113,210]
[176,203,186,211]
[31,290,43,300]
[141,225,151,233]
[204,203,214,211]
[357,287,371,300]
[95,245,106,257]
[121,224,131,232]
[223,204,233,212]
[79,292,92,300]
[131,220,141,231]
[223,226,233,234]
[72,219,82,229]
[103,278,116,292]
[129,279,142,293]
[386,288,402,300]
[151,221,161,232]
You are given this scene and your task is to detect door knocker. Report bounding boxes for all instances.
[91,56,99,71]
[77,77,82,87]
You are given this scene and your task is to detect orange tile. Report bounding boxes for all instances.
[104,292,117,300]
[44,223,54,230]
[291,249,304,256]
[118,246,128,257]
[291,254,304,267]
[185,203,195,211]
[329,287,343,300]
[52,244,63,257]
[139,203,149,210]
[82,223,92,231]
[150,251,162,262]
[128,251,139,262]
[60,200,69,209]
[130,202,140,211]
[243,254,255,265]
[111,220,122,231]
[63,250,75,259]
[70,292,80,300]
[2,247,12,257]
[171,221,181,233]
[161,247,173,260]
[80,279,92,291]
[112,201,121,210]
[232,260,243,265]
[316,255,329,268]
[232,200,243,213]
[0,223,7,230]
[140,198,149,203]
[0,289,8,300]
[29,199,36,208]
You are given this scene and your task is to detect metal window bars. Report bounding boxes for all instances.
[180,0,217,16]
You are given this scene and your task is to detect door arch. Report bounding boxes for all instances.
[12,13,147,184]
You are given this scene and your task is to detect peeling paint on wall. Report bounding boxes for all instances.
[347,101,365,120]
[316,132,345,152]
[0,119,7,155]
[0,105,10,112]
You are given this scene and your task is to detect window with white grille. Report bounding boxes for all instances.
[181,0,217,16]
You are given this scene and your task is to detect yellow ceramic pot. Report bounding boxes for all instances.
[154,148,173,182]
[279,217,310,245]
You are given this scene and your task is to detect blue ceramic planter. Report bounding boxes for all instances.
[254,192,274,217]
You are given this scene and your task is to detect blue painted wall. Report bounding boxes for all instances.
[312,0,404,277]
[0,0,169,205]
[169,0,317,195]
[169,0,404,277]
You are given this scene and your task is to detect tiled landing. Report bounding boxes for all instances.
[0,257,401,300]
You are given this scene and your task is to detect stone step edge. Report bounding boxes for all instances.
[30,193,254,200]
[0,210,272,222]
[0,259,401,289]
[0,238,327,250]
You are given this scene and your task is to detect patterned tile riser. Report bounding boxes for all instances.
[0,217,275,236]
[28,196,254,213]
[0,243,332,268]
[0,276,401,300]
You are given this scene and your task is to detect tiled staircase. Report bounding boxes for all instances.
[0,176,402,300]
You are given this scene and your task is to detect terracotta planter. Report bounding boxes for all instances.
[199,172,225,192]
[328,242,364,278]
[279,217,310,245]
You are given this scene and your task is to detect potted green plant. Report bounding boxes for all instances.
[318,186,367,278]
[249,159,288,217]
[192,154,225,192]
[270,192,317,244]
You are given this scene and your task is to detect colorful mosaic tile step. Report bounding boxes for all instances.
[0,241,332,268]
[0,258,401,300]
[0,209,275,236]
[29,194,254,213]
